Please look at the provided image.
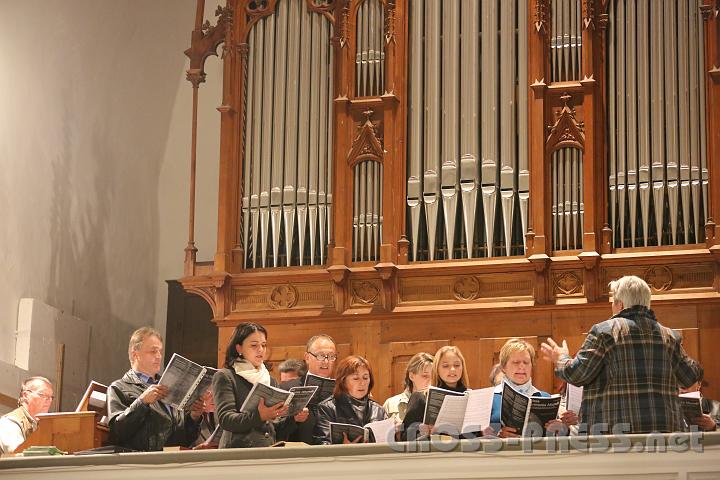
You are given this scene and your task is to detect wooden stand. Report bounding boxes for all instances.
[17,411,99,454]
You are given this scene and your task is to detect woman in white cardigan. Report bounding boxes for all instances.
[382,352,433,423]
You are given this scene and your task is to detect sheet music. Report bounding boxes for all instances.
[434,394,468,431]
[461,387,494,432]
[500,382,529,432]
[285,386,318,417]
[423,386,465,425]
[679,391,703,420]
[329,422,367,444]
[158,353,213,410]
[365,417,396,443]
[240,382,293,413]
[566,383,583,414]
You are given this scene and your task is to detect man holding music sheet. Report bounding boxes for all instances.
[541,275,703,434]
[279,334,338,444]
[107,327,204,451]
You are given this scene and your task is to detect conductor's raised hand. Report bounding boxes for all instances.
[540,338,569,364]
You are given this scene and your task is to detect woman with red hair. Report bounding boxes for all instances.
[313,355,386,444]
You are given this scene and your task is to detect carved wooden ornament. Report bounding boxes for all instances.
[268,284,299,309]
[352,281,380,305]
[644,266,673,292]
[453,276,481,301]
[554,271,583,295]
[347,109,384,167]
[546,94,585,152]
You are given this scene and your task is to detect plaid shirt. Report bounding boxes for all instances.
[555,305,703,433]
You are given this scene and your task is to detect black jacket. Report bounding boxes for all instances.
[313,394,385,445]
[212,368,294,448]
[401,381,467,441]
[107,370,200,451]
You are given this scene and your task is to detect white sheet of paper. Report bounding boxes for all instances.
[365,417,397,444]
[461,387,495,433]
[434,394,469,431]
[566,384,584,414]
[679,391,701,399]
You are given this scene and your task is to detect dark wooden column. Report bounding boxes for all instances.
[577,0,610,301]
[527,0,552,303]
[380,0,408,266]
[330,0,353,267]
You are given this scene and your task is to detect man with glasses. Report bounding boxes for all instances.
[0,376,54,455]
[279,334,338,444]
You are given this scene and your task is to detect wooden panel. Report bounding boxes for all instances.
[18,411,98,454]
[674,328,700,363]
[601,264,715,296]
[699,305,720,400]
[231,282,333,312]
[380,311,552,342]
[385,340,448,401]
[398,273,534,305]
[649,304,698,330]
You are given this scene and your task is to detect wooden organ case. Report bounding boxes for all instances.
[179,0,720,402]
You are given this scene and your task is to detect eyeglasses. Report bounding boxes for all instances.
[27,390,54,401]
[307,352,338,362]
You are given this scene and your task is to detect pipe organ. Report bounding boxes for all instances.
[407,0,529,261]
[181,0,720,403]
[241,0,334,268]
[607,0,709,248]
[550,0,583,82]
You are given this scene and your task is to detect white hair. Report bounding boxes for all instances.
[609,275,652,309]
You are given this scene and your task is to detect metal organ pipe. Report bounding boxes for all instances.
[242,0,334,268]
[407,0,528,260]
[607,0,708,248]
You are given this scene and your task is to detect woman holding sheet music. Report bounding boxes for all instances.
[212,322,308,448]
[401,346,470,439]
[383,352,433,423]
[313,356,386,444]
[490,338,575,437]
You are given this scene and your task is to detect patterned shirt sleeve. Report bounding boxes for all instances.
[671,330,704,388]
[555,324,607,386]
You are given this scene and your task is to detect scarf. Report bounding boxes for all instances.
[438,380,466,393]
[504,377,538,396]
[347,395,368,423]
[232,359,271,386]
